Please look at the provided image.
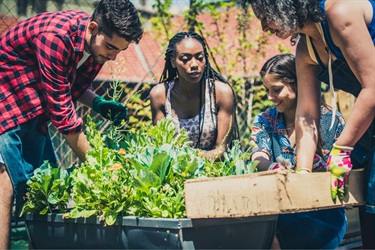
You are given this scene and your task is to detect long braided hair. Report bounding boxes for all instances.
[160,31,239,149]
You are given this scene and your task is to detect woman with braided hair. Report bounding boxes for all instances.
[150,31,238,159]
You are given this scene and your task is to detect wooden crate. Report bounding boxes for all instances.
[184,169,365,219]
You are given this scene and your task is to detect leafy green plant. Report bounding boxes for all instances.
[124,85,152,133]
[203,140,259,177]
[20,161,71,216]
[126,144,200,218]
[68,150,132,226]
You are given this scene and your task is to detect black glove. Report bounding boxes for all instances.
[92,96,127,126]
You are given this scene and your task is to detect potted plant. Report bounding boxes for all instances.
[21,118,276,249]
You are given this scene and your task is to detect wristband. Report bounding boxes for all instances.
[295,168,311,174]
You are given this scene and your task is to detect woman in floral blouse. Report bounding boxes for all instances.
[251,53,347,249]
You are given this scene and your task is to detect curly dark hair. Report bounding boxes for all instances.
[91,0,143,43]
[160,31,239,148]
[243,0,323,44]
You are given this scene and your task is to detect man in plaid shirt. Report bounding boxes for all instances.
[0,0,143,247]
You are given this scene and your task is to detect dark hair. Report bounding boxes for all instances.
[243,0,323,44]
[160,31,239,148]
[260,53,297,91]
[91,0,143,43]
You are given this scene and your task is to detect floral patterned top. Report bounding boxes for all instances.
[251,106,345,167]
[165,79,217,150]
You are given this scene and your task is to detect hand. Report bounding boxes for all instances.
[312,154,326,172]
[268,156,293,171]
[294,154,325,174]
[92,96,128,126]
[327,144,353,201]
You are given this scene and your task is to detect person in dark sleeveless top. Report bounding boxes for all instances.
[244,0,375,247]
[150,32,239,160]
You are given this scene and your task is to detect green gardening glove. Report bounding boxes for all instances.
[327,144,353,201]
[92,96,128,126]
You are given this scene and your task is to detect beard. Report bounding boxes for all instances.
[87,33,107,64]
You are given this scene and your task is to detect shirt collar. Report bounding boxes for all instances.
[74,16,90,53]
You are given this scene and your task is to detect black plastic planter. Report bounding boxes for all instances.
[25,213,277,249]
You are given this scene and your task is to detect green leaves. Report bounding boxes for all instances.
[202,140,259,177]
[22,118,259,226]
[133,170,161,193]
[146,119,191,148]
[20,161,71,216]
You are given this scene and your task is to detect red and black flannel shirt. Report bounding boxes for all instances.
[0,10,102,135]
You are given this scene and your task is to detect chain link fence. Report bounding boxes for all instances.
[1,0,285,168]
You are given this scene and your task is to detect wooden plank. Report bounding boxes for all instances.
[184,169,365,219]
[277,170,365,213]
[184,171,281,218]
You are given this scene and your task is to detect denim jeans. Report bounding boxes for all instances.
[365,147,375,213]
[0,116,56,214]
[351,140,375,213]
[276,208,347,249]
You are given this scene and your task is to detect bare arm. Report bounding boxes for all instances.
[149,83,167,125]
[63,131,91,162]
[326,1,375,146]
[204,82,235,159]
[295,36,322,170]
[251,151,272,171]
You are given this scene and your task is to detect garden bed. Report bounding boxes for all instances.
[25,213,277,249]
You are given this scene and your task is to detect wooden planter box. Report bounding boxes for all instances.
[184,169,365,219]
[24,213,277,249]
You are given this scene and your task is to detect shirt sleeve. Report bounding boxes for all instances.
[250,114,273,159]
[33,32,83,135]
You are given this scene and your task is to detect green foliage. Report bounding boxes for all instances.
[125,85,152,133]
[150,0,174,45]
[146,119,191,148]
[20,161,71,216]
[252,85,274,118]
[68,148,132,225]
[203,140,259,177]
[22,118,257,226]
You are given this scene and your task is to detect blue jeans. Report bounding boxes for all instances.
[276,208,347,249]
[351,141,375,213]
[0,117,56,214]
[365,146,375,213]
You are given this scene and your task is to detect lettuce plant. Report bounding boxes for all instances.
[20,161,72,216]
